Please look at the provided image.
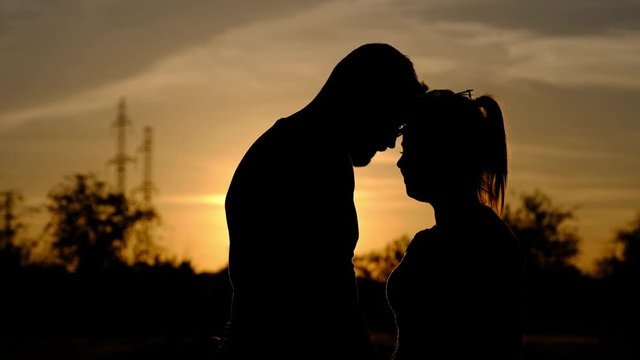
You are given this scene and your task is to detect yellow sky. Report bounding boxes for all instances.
[1,1,639,274]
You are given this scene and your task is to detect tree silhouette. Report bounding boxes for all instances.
[354,235,411,282]
[593,213,640,341]
[44,173,155,273]
[597,212,640,279]
[503,190,580,275]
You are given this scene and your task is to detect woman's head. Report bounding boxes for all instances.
[397,89,508,213]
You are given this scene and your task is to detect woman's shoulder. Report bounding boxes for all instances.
[406,227,439,252]
[414,227,437,239]
[476,206,517,238]
[476,206,524,267]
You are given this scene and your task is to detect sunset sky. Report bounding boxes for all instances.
[1,0,639,274]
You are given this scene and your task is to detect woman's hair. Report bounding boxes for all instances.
[409,89,508,213]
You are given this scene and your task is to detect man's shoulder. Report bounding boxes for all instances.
[256,117,312,148]
[242,118,292,154]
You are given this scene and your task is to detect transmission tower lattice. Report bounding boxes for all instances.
[136,126,156,209]
[0,191,20,249]
[107,98,135,194]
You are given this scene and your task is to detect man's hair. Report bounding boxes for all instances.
[313,43,427,106]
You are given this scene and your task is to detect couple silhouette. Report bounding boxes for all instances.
[217,43,524,360]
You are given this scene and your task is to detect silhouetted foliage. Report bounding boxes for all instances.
[354,234,410,282]
[501,190,603,339]
[593,212,640,342]
[503,190,580,275]
[597,212,640,280]
[44,173,156,273]
[0,264,232,337]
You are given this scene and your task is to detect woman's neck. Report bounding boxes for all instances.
[432,193,483,228]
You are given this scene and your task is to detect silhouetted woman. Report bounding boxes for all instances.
[386,90,524,359]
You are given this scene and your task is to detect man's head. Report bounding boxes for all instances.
[314,43,427,166]
[311,43,427,166]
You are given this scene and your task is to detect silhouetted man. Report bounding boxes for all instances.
[218,43,427,360]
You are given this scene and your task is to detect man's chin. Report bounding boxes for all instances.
[350,152,376,167]
[352,158,372,167]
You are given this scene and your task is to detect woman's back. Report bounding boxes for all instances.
[386,205,524,360]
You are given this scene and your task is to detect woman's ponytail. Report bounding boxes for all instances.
[475,95,508,213]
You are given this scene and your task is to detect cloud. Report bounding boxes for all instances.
[157,193,226,207]
[404,21,640,89]
[503,30,640,88]
[511,143,629,161]
[4,0,640,125]
[0,0,324,113]
[562,187,640,209]
[397,0,640,35]
[6,0,640,132]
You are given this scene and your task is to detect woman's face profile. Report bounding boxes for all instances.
[397,127,438,203]
[397,108,458,204]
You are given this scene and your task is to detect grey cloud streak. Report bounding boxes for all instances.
[395,0,640,35]
[0,0,323,114]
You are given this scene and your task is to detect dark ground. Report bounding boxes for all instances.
[0,333,637,359]
[1,268,637,359]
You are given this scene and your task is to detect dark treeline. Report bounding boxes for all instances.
[0,175,638,359]
[1,264,230,336]
[0,174,233,359]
